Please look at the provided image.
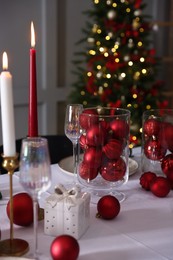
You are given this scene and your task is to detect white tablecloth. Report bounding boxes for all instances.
[0,148,173,260]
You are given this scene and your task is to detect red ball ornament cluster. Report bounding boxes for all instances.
[143,118,169,161]
[79,108,129,182]
[143,117,173,186]
[140,172,171,197]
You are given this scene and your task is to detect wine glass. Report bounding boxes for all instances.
[19,137,51,259]
[64,104,83,183]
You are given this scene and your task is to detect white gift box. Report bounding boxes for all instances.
[44,184,90,239]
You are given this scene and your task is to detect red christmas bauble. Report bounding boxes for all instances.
[83,147,102,168]
[164,122,173,152]
[50,235,80,260]
[100,157,126,182]
[97,195,120,220]
[139,171,157,191]
[79,109,98,130]
[166,172,173,189]
[103,139,123,160]
[6,192,33,226]
[161,153,173,176]
[143,118,161,137]
[110,119,129,140]
[150,176,171,197]
[86,125,105,147]
[79,134,87,150]
[100,120,110,131]
[144,139,167,161]
[79,161,98,181]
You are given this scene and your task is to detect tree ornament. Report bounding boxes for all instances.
[79,161,98,181]
[107,10,116,20]
[87,37,95,44]
[110,119,129,140]
[50,235,80,260]
[143,118,161,137]
[97,195,120,220]
[134,9,142,16]
[96,71,102,78]
[102,139,123,160]
[6,192,33,226]
[83,147,102,168]
[150,176,171,197]
[124,55,130,62]
[144,139,167,161]
[139,171,157,191]
[161,153,173,176]
[106,0,112,5]
[128,40,134,48]
[86,124,105,146]
[100,157,126,182]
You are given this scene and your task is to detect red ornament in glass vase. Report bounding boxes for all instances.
[110,118,129,140]
[144,139,167,161]
[100,157,126,182]
[143,118,161,137]
[161,153,173,176]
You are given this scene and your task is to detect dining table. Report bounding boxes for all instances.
[0,147,172,260]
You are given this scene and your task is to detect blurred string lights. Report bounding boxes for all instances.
[71,0,168,147]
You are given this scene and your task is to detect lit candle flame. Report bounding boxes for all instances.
[2,52,8,70]
[31,21,35,48]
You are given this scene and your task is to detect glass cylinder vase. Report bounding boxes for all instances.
[77,107,130,202]
[141,109,173,175]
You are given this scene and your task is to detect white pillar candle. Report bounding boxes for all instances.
[0,52,16,156]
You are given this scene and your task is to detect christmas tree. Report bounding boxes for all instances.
[70,0,168,147]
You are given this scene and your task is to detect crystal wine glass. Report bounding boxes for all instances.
[64,104,83,182]
[19,137,51,259]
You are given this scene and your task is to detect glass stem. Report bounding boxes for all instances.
[33,198,39,258]
[72,141,79,180]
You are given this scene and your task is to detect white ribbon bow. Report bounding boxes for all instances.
[47,184,81,210]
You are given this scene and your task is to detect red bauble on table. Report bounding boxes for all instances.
[79,161,98,181]
[97,195,120,220]
[100,157,126,182]
[50,235,80,260]
[86,124,105,146]
[102,139,123,160]
[79,109,98,130]
[143,118,161,137]
[6,192,33,226]
[83,147,102,168]
[110,119,129,140]
[150,176,171,197]
[144,139,167,161]
[139,171,157,191]
[161,153,173,176]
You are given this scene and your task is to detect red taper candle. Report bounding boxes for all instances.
[28,21,38,137]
